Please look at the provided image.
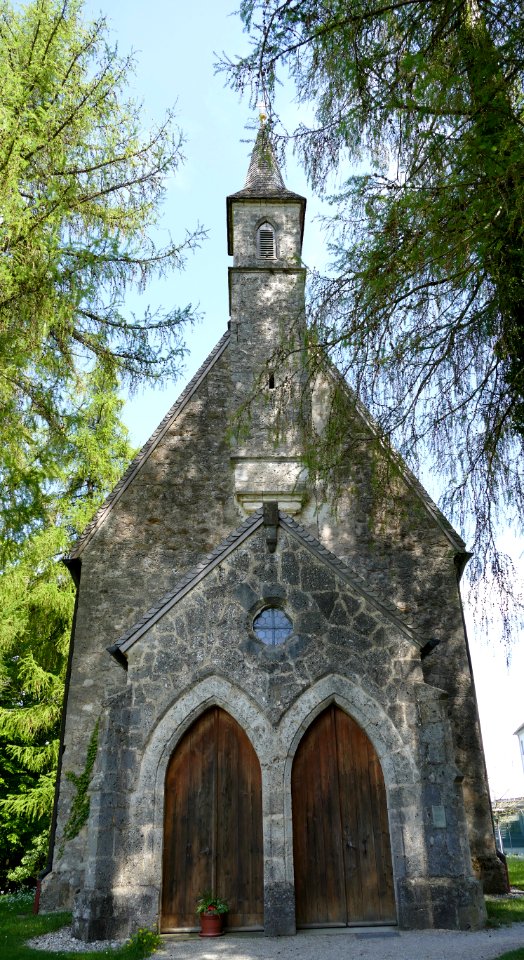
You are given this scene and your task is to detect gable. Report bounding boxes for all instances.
[109,508,422,664]
[111,510,428,733]
[311,360,465,555]
[66,330,465,571]
[67,332,230,561]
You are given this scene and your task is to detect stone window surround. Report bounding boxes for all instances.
[256,218,277,260]
[253,604,293,645]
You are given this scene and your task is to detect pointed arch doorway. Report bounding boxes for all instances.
[161,707,264,931]
[292,704,396,927]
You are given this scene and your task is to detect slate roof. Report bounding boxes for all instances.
[226,128,306,255]
[109,508,421,661]
[67,331,230,560]
[244,126,286,193]
[229,126,305,202]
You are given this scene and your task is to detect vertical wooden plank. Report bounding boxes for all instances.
[335,710,364,921]
[335,708,396,924]
[353,721,379,920]
[210,707,219,896]
[215,709,234,916]
[238,712,264,927]
[161,733,189,928]
[368,750,396,921]
[216,710,263,928]
[162,707,263,932]
[292,707,346,926]
[321,707,348,924]
[161,709,216,929]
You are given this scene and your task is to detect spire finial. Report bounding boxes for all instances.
[243,124,286,193]
[257,100,267,126]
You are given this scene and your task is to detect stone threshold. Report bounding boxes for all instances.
[161,925,400,941]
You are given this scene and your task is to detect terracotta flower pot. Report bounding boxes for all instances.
[199,911,225,937]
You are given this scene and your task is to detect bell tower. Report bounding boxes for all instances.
[227,128,309,514]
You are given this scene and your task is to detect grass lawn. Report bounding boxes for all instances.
[485,854,524,958]
[485,894,524,926]
[0,891,159,959]
[507,856,524,891]
[2,862,524,960]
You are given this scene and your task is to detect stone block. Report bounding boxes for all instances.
[263,881,296,936]
[72,886,159,941]
[396,876,485,930]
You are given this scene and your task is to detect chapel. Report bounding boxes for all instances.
[41,129,506,940]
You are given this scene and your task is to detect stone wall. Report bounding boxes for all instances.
[42,163,503,927]
[41,343,239,910]
[69,522,486,938]
[42,315,504,918]
[230,200,304,269]
[299,382,504,891]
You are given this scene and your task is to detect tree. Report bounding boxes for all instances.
[0,0,199,883]
[223,0,524,625]
[0,365,132,889]
[0,0,203,521]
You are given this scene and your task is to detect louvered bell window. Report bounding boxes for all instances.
[257,222,276,259]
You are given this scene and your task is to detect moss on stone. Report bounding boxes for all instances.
[60,719,100,851]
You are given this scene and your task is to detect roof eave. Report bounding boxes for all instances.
[227,192,306,256]
[109,509,424,661]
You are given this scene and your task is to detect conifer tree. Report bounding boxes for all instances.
[0,366,132,887]
[224,0,524,619]
[0,0,202,504]
[0,0,200,880]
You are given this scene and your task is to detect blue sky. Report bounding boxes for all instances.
[83,0,328,447]
[81,1,524,802]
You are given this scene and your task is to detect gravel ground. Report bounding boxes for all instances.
[27,924,524,960]
[156,925,524,960]
[26,925,123,953]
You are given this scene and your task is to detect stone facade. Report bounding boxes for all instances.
[41,129,504,939]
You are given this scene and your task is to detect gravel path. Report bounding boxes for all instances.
[27,924,524,960]
[26,925,124,953]
[157,925,524,960]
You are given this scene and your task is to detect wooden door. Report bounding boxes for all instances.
[292,705,395,927]
[162,707,263,931]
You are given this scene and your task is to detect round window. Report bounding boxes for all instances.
[253,606,292,645]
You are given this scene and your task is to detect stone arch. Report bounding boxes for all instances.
[125,677,272,893]
[276,674,421,924]
[279,673,417,786]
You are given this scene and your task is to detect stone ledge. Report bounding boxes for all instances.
[236,492,304,515]
[397,876,486,930]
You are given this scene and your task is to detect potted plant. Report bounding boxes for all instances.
[196,892,229,937]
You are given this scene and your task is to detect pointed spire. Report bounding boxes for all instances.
[226,126,307,256]
[243,126,287,194]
